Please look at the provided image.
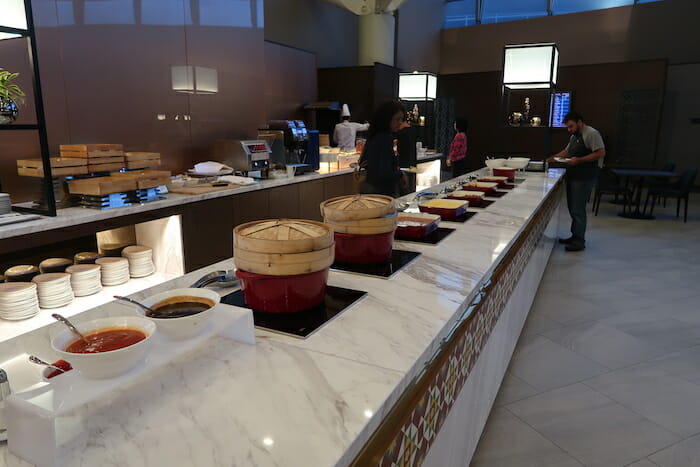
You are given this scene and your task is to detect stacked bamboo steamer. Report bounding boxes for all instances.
[233,219,334,276]
[321,195,397,235]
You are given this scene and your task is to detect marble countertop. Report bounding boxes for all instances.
[0,168,353,241]
[0,168,564,467]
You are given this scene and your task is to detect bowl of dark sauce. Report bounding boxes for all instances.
[140,288,220,339]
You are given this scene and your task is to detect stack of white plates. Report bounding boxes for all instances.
[122,245,155,278]
[32,273,74,309]
[66,264,102,297]
[0,282,39,320]
[0,193,11,215]
[95,257,130,286]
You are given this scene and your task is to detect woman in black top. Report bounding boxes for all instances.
[359,101,406,197]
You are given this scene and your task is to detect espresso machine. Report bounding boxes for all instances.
[266,120,313,175]
[213,139,271,178]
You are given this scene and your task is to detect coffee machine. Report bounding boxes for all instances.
[213,139,271,178]
[266,120,313,174]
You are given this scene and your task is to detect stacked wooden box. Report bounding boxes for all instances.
[125,152,161,170]
[59,144,125,173]
[16,157,88,178]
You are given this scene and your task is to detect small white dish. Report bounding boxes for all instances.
[139,288,220,340]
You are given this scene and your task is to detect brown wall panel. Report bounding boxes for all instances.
[265,41,318,122]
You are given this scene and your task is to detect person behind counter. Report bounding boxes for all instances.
[358,100,407,197]
[333,104,370,152]
[446,117,468,178]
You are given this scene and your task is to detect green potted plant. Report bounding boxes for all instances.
[0,68,26,124]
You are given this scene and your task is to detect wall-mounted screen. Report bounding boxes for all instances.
[550,91,572,127]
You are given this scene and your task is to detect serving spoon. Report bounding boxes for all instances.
[113,295,158,316]
[28,355,67,375]
[51,313,89,344]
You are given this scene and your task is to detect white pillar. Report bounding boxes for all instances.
[358,13,395,66]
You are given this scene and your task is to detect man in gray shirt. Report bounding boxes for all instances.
[548,112,606,252]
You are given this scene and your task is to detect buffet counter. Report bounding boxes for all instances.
[0,168,564,467]
[0,168,354,241]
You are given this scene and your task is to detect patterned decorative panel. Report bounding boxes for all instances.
[351,181,563,467]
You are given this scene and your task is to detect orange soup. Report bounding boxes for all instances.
[65,327,147,354]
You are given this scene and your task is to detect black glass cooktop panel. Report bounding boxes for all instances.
[485,191,508,198]
[443,211,477,223]
[221,285,367,339]
[470,199,495,209]
[395,227,455,245]
[331,249,421,279]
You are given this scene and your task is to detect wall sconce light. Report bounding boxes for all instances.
[502,43,559,90]
[171,66,218,95]
[399,71,437,101]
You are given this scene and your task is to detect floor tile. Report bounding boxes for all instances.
[636,345,700,384]
[626,459,660,467]
[507,383,679,467]
[469,408,583,467]
[585,366,700,437]
[649,433,700,466]
[509,336,608,391]
[531,292,616,326]
[543,321,668,369]
[494,372,540,407]
[519,312,564,338]
[600,314,700,354]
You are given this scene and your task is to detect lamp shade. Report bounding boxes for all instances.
[399,71,437,101]
[503,43,559,90]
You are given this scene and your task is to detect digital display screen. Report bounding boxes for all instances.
[550,92,572,127]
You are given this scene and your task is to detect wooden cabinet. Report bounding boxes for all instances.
[181,198,235,272]
[268,184,300,219]
[298,179,325,221]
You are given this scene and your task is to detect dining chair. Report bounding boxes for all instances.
[644,168,698,222]
[592,167,632,216]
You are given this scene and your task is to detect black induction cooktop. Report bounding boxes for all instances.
[484,191,508,198]
[221,285,367,339]
[395,227,455,245]
[442,211,478,223]
[331,249,421,279]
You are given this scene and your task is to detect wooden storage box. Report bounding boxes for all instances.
[68,176,137,196]
[112,170,171,189]
[17,158,88,177]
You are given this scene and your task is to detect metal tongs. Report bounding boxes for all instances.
[190,270,240,289]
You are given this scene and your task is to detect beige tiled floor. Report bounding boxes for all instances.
[471,195,700,467]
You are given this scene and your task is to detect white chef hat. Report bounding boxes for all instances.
[341,104,351,117]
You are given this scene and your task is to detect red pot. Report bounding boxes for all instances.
[478,178,507,187]
[463,184,496,194]
[395,220,439,239]
[418,204,468,220]
[334,231,394,264]
[236,268,328,313]
[493,167,516,181]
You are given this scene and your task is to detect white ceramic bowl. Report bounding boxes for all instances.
[52,316,156,379]
[140,288,220,340]
[485,158,506,168]
[505,157,531,169]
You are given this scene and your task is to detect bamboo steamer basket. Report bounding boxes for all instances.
[233,244,334,276]
[320,194,395,221]
[234,219,334,254]
[324,212,398,235]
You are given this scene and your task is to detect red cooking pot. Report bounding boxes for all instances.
[493,167,516,181]
[236,268,328,313]
[334,231,394,264]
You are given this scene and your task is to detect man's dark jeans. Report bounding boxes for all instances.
[566,176,597,246]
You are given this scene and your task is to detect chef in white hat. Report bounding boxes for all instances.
[333,104,370,152]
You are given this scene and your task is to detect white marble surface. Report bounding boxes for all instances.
[0,168,353,240]
[0,168,564,467]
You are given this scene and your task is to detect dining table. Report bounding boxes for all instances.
[610,168,678,219]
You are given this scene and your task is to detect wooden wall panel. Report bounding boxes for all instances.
[298,179,325,221]
[268,184,300,219]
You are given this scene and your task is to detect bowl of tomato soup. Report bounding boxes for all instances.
[51,316,156,379]
[140,288,220,339]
